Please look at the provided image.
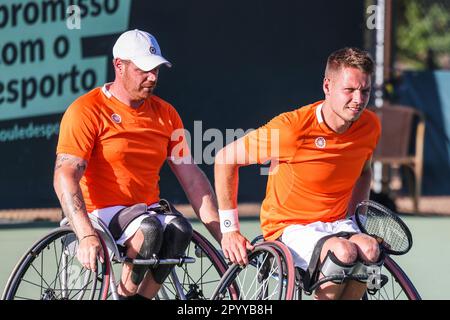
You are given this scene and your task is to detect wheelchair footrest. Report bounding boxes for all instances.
[124,255,195,266]
[367,274,389,295]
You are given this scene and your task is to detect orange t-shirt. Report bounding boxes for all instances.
[244,101,381,241]
[56,84,189,212]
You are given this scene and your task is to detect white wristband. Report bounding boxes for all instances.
[219,208,240,233]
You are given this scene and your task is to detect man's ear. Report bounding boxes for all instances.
[323,77,331,96]
[114,58,124,75]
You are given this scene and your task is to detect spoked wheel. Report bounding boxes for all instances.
[157,230,237,300]
[2,227,110,300]
[211,244,290,300]
[250,237,296,300]
[363,255,421,300]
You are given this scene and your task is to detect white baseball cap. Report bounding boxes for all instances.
[113,29,172,71]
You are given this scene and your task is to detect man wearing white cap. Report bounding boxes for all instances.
[54,29,221,300]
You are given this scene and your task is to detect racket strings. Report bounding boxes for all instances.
[358,205,410,254]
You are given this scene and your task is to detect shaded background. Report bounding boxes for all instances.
[1,0,449,211]
[0,0,365,208]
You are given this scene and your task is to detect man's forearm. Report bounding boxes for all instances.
[214,162,240,210]
[185,169,218,222]
[53,153,95,239]
[348,169,372,216]
[55,176,96,238]
[180,166,222,242]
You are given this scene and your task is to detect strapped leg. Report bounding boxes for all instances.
[320,250,357,283]
[130,216,164,285]
[351,253,385,282]
[151,215,193,284]
[303,231,356,290]
[310,233,358,300]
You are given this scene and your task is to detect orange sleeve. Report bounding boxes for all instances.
[56,102,99,161]
[244,112,300,164]
[166,104,191,161]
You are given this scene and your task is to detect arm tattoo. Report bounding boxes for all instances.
[54,155,70,170]
[76,162,87,172]
[60,190,88,236]
[72,191,87,214]
[54,154,88,179]
[60,191,87,217]
[55,154,89,234]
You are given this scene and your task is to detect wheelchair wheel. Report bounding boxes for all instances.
[2,227,110,300]
[157,230,238,300]
[211,243,292,300]
[250,236,296,299]
[260,241,296,300]
[364,255,421,300]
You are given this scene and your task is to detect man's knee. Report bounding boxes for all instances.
[151,215,193,284]
[353,236,380,263]
[166,215,193,247]
[138,216,164,256]
[325,240,358,265]
[130,216,164,285]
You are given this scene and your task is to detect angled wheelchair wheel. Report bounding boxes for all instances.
[157,230,238,300]
[250,236,296,300]
[211,243,293,300]
[2,227,110,300]
[263,241,296,300]
[364,255,421,300]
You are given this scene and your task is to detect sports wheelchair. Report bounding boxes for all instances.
[2,213,237,300]
[211,201,421,300]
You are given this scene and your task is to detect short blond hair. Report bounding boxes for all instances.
[325,47,374,77]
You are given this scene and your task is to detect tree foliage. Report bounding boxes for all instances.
[396,0,450,69]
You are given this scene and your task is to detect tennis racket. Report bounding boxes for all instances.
[354,200,413,255]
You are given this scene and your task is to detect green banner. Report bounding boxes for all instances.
[0,0,131,121]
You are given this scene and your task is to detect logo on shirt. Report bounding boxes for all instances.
[111,113,122,124]
[315,137,326,148]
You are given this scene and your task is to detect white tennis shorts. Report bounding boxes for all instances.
[89,203,177,246]
[281,219,361,271]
